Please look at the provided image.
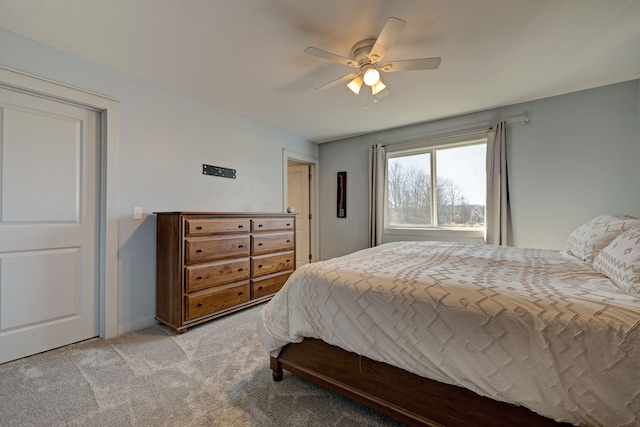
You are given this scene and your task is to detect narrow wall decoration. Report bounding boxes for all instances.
[337,171,347,218]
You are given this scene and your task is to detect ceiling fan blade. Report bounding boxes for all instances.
[315,72,360,90]
[304,47,359,68]
[369,17,407,63]
[380,57,442,72]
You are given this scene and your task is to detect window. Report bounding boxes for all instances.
[385,138,487,232]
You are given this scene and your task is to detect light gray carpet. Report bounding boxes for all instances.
[0,305,405,426]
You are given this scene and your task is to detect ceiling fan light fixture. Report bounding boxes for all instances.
[347,75,364,94]
[371,79,386,95]
[305,17,442,98]
[363,67,380,86]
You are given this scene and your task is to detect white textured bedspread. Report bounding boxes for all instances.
[257,242,640,426]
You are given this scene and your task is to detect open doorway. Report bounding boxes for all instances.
[283,151,319,265]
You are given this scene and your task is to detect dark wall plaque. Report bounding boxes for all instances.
[203,164,236,179]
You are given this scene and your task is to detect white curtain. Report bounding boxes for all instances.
[368,144,386,247]
[485,121,510,245]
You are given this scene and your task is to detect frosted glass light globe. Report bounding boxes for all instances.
[363,68,380,86]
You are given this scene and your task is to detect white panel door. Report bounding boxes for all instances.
[288,165,310,266]
[0,87,99,364]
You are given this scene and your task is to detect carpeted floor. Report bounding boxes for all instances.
[0,305,405,426]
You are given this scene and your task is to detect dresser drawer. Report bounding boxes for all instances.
[251,218,294,232]
[185,258,250,292]
[185,282,250,320]
[185,235,250,264]
[251,272,291,299]
[251,251,294,277]
[252,232,294,255]
[185,218,250,236]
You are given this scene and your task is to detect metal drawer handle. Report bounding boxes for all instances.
[286,223,291,226]
[196,249,203,253]
[238,291,244,296]
[258,224,263,228]
[197,302,203,307]
[258,264,263,268]
[238,244,245,248]
[238,268,244,272]
[286,240,291,243]
[258,286,263,291]
[258,243,263,246]
[198,276,203,280]
[238,225,244,229]
[196,226,203,230]
[286,259,290,263]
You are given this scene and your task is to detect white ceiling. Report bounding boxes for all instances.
[1,0,639,143]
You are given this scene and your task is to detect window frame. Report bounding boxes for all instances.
[383,133,487,240]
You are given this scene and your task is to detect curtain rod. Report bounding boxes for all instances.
[378,118,529,149]
[491,118,530,129]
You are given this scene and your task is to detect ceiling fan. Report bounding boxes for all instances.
[305,17,441,96]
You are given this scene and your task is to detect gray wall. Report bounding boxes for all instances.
[0,28,318,333]
[319,80,640,260]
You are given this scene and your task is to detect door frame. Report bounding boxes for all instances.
[282,150,319,263]
[0,66,119,339]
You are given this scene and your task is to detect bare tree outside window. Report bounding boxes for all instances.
[386,143,486,229]
[387,154,430,226]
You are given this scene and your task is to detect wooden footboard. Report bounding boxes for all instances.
[271,338,571,427]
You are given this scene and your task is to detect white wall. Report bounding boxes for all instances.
[319,80,640,260]
[0,28,318,333]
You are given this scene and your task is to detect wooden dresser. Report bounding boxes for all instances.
[154,212,296,332]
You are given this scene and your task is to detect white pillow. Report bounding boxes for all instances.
[566,214,640,263]
[593,226,640,296]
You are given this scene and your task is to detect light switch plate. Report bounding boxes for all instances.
[133,207,143,219]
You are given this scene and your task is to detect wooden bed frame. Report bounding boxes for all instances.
[270,338,572,427]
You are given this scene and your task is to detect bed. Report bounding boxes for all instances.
[257,214,640,426]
